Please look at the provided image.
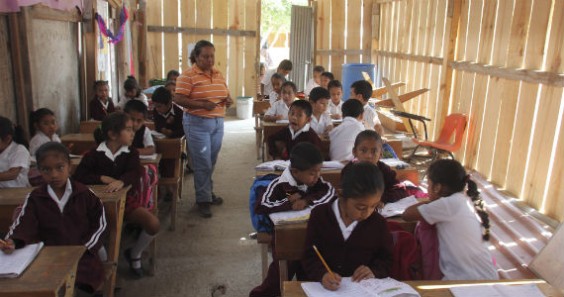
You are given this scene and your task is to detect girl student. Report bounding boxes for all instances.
[29,108,61,156]
[118,76,149,109]
[402,159,498,280]
[89,80,116,121]
[73,112,159,278]
[263,81,297,122]
[301,162,393,291]
[0,116,30,188]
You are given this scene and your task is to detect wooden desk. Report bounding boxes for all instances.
[60,133,96,155]
[0,245,85,297]
[283,279,564,297]
[68,154,162,175]
[254,100,271,115]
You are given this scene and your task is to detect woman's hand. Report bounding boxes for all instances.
[225,96,233,108]
[352,265,374,282]
[0,239,15,254]
[104,180,124,193]
[201,101,218,111]
[321,272,342,291]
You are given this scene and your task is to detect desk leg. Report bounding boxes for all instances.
[261,243,268,279]
[279,260,288,294]
[62,262,79,297]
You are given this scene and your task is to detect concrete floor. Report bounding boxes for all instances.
[118,117,263,297]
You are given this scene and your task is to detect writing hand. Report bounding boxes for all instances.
[291,199,307,210]
[352,265,374,282]
[0,239,15,254]
[287,192,302,203]
[321,272,342,291]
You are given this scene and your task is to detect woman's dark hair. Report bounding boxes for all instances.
[341,98,363,118]
[290,142,323,171]
[290,100,313,118]
[36,142,70,166]
[30,108,55,135]
[327,79,342,90]
[353,130,382,149]
[351,80,373,101]
[341,162,384,199]
[123,76,141,97]
[189,40,215,64]
[281,81,297,93]
[166,70,180,80]
[151,87,173,105]
[0,116,28,148]
[427,159,491,241]
[124,99,148,117]
[93,112,130,144]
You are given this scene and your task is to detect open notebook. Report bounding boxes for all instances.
[302,277,420,297]
[0,242,44,278]
[380,196,419,218]
[269,208,311,225]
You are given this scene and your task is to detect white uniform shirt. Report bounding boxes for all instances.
[268,91,279,105]
[332,199,358,241]
[363,104,381,130]
[418,192,499,280]
[141,126,155,148]
[118,93,149,109]
[0,141,30,188]
[304,78,319,96]
[328,100,343,117]
[328,117,365,162]
[265,100,292,120]
[261,68,278,96]
[310,112,332,136]
[29,131,61,156]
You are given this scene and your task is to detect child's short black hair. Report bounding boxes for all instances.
[341,162,384,199]
[327,80,342,90]
[290,100,313,118]
[351,80,373,101]
[0,116,27,147]
[164,80,176,88]
[166,69,180,80]
[278,59,293,71]
[281,81,298,93]
[124,100,148,117]
[354,130,382,148]
[94,112,131,144]
[342,99,364,118]
[309,87,331,103]
[36,142,70,166]
[290,142,323,171]
[124,76,141,93]
[321,72,335,80]
[151,87,173,105]
[30,108,56,135]
[313,65,325,73]
[271,73,286,83]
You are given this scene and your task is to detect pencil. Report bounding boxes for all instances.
[313,245,335,278]
[0,239,7,245]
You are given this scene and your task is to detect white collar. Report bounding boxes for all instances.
[96,142,130,161]
[280,167,308,192]
[47,179,73,213]
[159,105,176,118]
[332,199,358,241]
[289,123,310,140]
[98,99,109,110]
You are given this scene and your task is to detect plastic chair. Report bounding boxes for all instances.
[408,113,467,161]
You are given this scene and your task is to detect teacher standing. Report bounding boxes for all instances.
[174,40,233,218]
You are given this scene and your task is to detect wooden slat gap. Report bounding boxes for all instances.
[147,25,256,37]
[375,50,444,65]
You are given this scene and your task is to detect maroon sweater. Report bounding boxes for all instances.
[89,98,116,121]
[377,161,411,203]
[268,126,322,160]
[301,202,394,281]
[153,104,184,138]
[7,181,106,291]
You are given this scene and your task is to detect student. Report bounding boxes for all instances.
[268,100,321,160]
[0,117,30,188]
[308,87,333,137]
[29,108,61,156]
[350,80,385,136]
[250,142,336,297]
[118,76,149,109]
[164,80,176,95]
[319,71,334,89]
[89,80,116,121]
[152,87,184,138]
[328,99,365,162]
[402,159,498,280]
[304,65,325,96]
[267,73,286,104]
[166,69,180,82]
[302,162,393,291]
[353,130,424,203]
[327,80,343,119]
[261,59,293,98]
[124,100,156,156]
[257,62,266,95]
[73,112,160,278]
[1,142,106,295]
[263,81,297,122]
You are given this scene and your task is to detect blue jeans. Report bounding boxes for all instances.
[183,113,224,204]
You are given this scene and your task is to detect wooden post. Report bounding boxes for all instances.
[438,0,461,123]
[137,0,148,86]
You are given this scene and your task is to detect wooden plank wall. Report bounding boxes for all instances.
[375,0,564,221]
[146,0,259,98]
[0,16,16,121]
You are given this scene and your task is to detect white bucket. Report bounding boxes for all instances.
[236,96,253,119]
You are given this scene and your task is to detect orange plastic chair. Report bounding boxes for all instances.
[408,113,467,161]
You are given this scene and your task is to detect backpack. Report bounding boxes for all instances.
[249,174,279,233]
[138,164,159,210]
[387,221,421,280]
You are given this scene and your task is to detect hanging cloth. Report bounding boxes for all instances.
[95,5,129,44]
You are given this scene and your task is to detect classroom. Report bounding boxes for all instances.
[0,0,563,296]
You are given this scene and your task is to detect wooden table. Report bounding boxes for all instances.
[0,245,85,297]
[283,279,564,297]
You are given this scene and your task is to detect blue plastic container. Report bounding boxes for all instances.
[341,63,377,100]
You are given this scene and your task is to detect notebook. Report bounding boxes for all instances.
[449,283,546,297]
[301,277,420,297]
[380,196,419,218]
[0,242,44,278]
[139,153,158,160]
[269,208,311,225]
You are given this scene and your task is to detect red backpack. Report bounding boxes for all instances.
[387,221,421,280]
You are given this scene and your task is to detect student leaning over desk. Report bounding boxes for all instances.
[0,116,30,188]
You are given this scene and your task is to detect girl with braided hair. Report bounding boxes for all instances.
[402,159,498,280]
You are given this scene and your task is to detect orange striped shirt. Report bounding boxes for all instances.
[176,65,230,118]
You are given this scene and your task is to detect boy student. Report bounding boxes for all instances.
[268,100,321,160]
[264,81,297,122]
[267,73,286,104]
[1,142,106,295]
[152,87,184,138]
[250,142,336,297]
[329,98,365,162]
[320,71,335,89]
[309,87,333,136]
[351,80,385,136]
[327,80,344,119]
[304,65,325,96]
[124,100,155,156]
[261,59,293,98]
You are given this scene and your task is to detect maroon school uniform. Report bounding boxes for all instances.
[377,161,423,203]
[267,125,321,160]
[6,180,106,291]
[89,98,116,121]
[153,104,184,138]
[301,201,394,281]
[132,125,147,149]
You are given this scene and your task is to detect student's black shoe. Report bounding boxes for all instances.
[211,193,224,205]
[198,203,212,218]
[124,248,144,279]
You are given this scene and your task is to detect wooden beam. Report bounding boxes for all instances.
[147,25,257,37]
[372,81,405,98]
[137,0,147,87]
[375,88,430,108]
[29,5,81,22]
[375,50,444,65]
[316,49,366,55]
[438,0,461,120]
